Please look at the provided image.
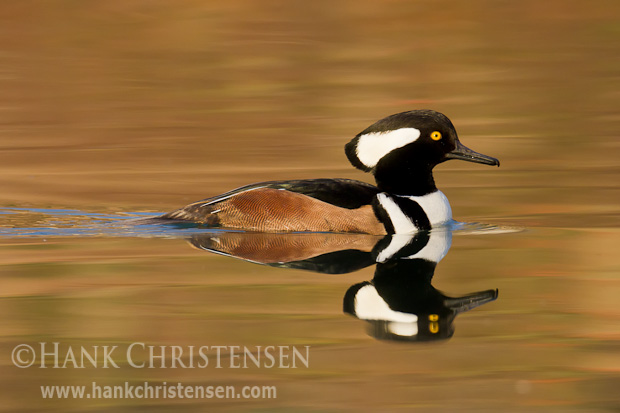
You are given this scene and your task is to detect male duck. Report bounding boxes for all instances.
[159,110,499,234]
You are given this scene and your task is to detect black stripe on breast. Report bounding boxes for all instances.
[371,194,431,233]
[390,196,431,230]
[371,199,395,234]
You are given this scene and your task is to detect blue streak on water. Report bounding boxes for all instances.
[0,207,235,239]
[1,207,158,220]
[0,207,520,239]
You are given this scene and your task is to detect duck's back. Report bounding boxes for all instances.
[159,179,386,234]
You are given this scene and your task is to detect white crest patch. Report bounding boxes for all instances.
[355,128,421,169]
[377,193,418,234]
[399,190,452,226]
[354,285,419,323]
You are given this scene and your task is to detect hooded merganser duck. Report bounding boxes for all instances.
[159,110,500,234]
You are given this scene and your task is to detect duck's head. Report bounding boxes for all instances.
[345,110,499,195]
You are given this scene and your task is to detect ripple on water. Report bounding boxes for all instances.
[0,207,525,239]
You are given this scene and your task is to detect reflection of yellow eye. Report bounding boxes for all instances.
[430,131,442,141]
[429,314,439,334]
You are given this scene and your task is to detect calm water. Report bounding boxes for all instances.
[1,1,619,412]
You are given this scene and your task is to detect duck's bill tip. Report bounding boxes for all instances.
[445,141,500,166]
[444,288,499,314]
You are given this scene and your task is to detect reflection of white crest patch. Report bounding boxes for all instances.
[356,128,421,169]
[387,321,419,337]
[354,285,418,323]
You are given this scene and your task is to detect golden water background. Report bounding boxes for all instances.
[1,1,619,411]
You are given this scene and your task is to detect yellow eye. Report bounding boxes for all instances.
[430,131,442,141]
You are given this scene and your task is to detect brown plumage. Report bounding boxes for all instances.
[162,187,387,235]
[189,232,379,264]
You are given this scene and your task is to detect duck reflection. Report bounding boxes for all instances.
[189,228,497,343]
[344,230,497,342]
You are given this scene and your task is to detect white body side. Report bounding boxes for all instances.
[376,193,419,234]
[376,190,453,234]
[402,190,452,226]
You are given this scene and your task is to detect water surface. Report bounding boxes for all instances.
[1,1,619,411]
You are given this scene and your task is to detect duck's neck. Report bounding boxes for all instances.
[374,164,437,196]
